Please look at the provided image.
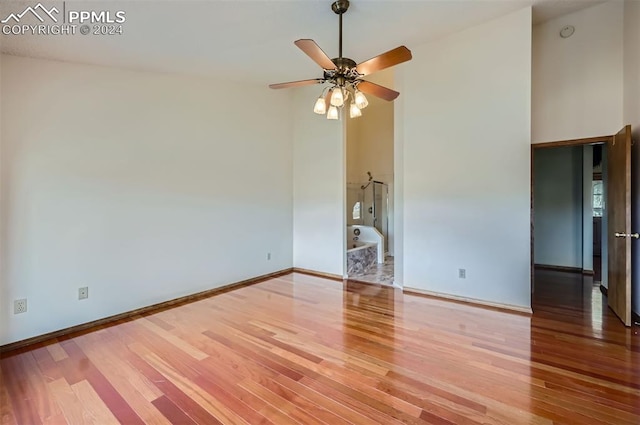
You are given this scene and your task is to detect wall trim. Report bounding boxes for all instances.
[0,268,293,355]
[600,284,608,296]
[292,268,344,282]
[403,287,533,315]
[532,135,612,149]
[534,263,584,274]
[633,311,640,326]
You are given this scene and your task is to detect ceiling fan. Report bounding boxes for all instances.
[269,0,412,119]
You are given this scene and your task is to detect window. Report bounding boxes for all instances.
[352,202,361,220]
[593,180,603,217]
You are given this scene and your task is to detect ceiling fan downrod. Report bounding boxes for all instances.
[331,0,349,62]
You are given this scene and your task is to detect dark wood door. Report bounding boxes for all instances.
[607,125,632,326]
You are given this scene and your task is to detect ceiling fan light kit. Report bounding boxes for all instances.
[349,102,362,118]
[314,96,328,114]
[269,0,412,120]
[330,87,345,107]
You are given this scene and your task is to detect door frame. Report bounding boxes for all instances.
[530,134,612,299]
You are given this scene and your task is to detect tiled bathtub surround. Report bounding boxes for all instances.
[347,245,377,275]
[349,256,395,286]
[347,225,384,263]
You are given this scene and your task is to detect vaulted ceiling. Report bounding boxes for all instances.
[0,0,604,84]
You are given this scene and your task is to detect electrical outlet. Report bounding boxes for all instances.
[78,287,88,300]
[267,252,271,260]
[14,299,27,314]
[458,268,466,279]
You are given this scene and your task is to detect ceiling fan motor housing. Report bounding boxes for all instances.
[332,57,356,71]
[324,57,359,87]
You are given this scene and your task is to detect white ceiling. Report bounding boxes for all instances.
[0,0,605,85]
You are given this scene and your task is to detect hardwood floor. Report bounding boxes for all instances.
[2,272,639,424]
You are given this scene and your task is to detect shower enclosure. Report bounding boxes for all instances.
[347,179,389,253]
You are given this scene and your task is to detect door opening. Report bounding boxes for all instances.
[531,127,633,326]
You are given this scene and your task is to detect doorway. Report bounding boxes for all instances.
[532,143,606,279]
[345,73,395,286]
[531,127,633,326]
[531,140,607,317]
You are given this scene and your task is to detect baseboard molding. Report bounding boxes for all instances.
[292,268,344,282]
[582,270,594,276]
[600,284,608,296]
[534,264,583,274]
[403,287,533,315]
[633,311,640,326]
[0,268,293,355]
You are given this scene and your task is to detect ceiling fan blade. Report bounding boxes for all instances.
[356,46,412,76]
[294,39,337,70]
[269,79,324,89]
[357,80,400,101]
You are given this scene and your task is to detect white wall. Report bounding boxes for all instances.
[399,8,532,308]
[292,86,344,277]
[533,146,583,268]
[1,55,293,344]
[532,1,623,143]
[346,111,361,228]
[624,0,640,316]
[0,50,5,341]
[394,69,405,287]
[346,74,395,185]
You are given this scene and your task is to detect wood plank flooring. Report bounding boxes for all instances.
[1,271,639,424]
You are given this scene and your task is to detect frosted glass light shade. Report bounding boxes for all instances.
[349,102,362,118]
[330,87,344,107]
[354,90,369,109]
[313,96,326,114]
[327,105,339,120]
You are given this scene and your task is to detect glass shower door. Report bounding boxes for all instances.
[373,182,389,253]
